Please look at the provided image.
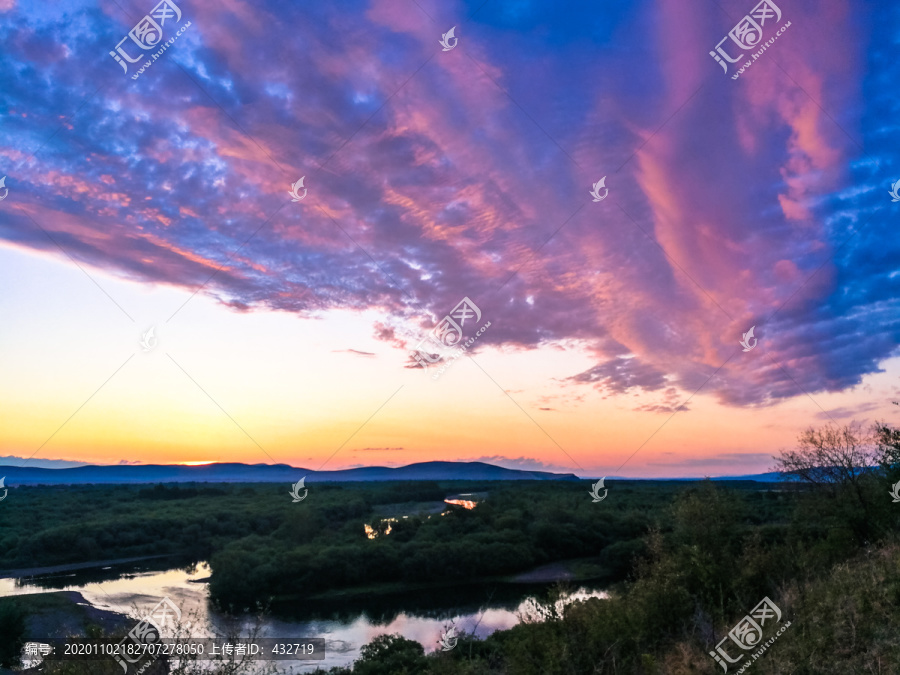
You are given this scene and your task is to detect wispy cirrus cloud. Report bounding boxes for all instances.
[333,348,377,357]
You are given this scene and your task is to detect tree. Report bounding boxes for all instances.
[873,420,900,484]
[352,634,428,675]
[0,601,26,668]
[773,422,889,542]
[774,422,876,495]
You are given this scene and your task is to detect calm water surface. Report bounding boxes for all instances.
[0,561,608,670]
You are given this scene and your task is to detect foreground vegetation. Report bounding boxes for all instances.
[315,421,900,674]
[319,535,900,674]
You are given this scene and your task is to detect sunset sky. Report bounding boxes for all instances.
[0,0,898,478]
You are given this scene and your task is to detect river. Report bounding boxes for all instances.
[0,559,608,670]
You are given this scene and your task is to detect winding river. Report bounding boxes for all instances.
[1,560,608,670]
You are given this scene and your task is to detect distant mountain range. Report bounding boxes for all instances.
[600,472,790,482]
[699,471,788,482]
[0,461,790,485]
[0,455,88,469]
[0,461,582,485]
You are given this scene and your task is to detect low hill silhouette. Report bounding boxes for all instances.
[0,460,582,485]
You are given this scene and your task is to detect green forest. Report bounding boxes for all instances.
[0,475,687,603]
[1,421,899,674]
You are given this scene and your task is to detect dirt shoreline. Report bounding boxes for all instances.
[0,554,176,579]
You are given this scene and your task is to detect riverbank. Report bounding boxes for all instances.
[304,557,609,602]
[0,590,130,639]
[0,555,177,580]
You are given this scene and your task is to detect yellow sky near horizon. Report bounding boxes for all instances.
[2,242,898,478]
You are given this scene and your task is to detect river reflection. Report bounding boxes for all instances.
[0,560,608,670]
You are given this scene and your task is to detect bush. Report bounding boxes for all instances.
[0,600,26,668]
[352,634,428,675]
